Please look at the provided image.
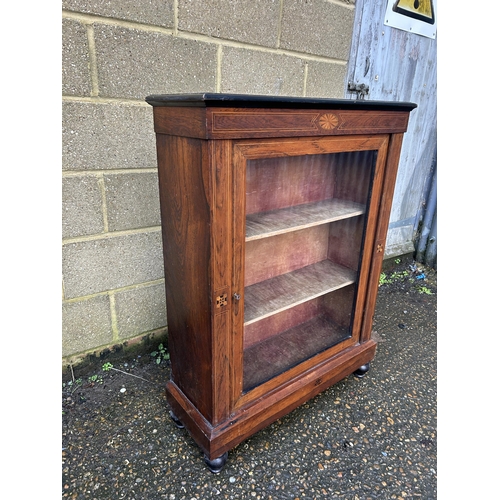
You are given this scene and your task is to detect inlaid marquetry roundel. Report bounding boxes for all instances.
[318,113,339,130]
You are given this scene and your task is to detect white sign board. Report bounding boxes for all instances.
[384,0,437,39]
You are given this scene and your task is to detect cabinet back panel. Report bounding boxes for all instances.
[243,310,351,391]
[246,155,335,215]
[243,284,355,349]
[327,151,375,271]
[328,217,366,271]
[320,284,355,329]
[244,298,322,348]
[332,151,375,204]
[245,225,329,287]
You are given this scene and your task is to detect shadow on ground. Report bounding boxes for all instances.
[62,255,437,499]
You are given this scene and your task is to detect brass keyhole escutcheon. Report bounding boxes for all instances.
[377,244,384,253]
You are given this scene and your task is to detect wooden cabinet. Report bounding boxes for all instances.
[146,93,416,472]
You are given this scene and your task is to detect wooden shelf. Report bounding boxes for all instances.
[243,314,350,390]
[244,259,356,325]
[246,198,365,241]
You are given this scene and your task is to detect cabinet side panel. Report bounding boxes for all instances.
[153,106,207,139]
[155,134,213,420]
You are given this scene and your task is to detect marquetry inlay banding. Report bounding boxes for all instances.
[212,112,322,133]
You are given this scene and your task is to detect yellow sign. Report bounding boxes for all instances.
[384,0,436,38]
[393,0,435,25]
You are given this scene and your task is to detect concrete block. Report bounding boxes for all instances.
[280,0,354,60]
[62,18,92,96]
[62,0,175,27]
[93,25,217,99]
[221,46,304,96]
[104,171,161,232]
[63,175,104,239]
[62,231,164,299]
[114,282,167,339]
[305,61,347,98]
[62,295,113,357]
[62,101,157,171]
[178,0,280,47]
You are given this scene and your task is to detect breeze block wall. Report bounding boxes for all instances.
[62,0,356,368]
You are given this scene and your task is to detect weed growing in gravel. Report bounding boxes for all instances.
[151,343,170,364]
[88,374,103,384]
[379,270,409,286]
[379,272,390,286]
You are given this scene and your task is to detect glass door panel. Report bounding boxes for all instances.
[242,150,376,391]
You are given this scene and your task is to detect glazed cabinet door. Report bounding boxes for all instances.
[231,135,390,407]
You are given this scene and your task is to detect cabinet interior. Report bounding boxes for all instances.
[243,150,376,390]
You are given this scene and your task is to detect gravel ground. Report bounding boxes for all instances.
[62,256,437,499]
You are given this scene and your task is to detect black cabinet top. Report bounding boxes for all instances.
[145,93,417,111]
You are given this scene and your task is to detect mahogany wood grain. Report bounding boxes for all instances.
[153,106,207,139]
[234,135,391,159]
[148,95,415,466]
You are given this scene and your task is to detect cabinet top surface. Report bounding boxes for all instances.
[145,93,417,111]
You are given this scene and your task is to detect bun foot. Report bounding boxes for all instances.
[169,410,185,429]
[204,452,228,474]
[353,363,370,378]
